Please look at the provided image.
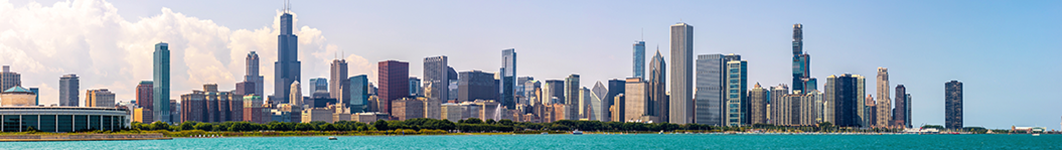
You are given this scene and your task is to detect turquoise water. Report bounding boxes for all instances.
[3,134,1059,149]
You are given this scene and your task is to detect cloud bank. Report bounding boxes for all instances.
[0,0,373,105]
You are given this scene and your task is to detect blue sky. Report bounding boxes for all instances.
[3,0,1060,130]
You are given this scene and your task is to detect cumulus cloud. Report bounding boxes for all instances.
[0,0,360,105]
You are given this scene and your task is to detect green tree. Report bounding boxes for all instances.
[194,122,213,131]
[295,123,315,131]
[373,119,389,131]
[498,119,515,126]
[485,119,496,124]
[152,121,172,131]
[179,121,196,131]
[464,118,483,124]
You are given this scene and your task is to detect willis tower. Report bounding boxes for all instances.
[275,8,300,105]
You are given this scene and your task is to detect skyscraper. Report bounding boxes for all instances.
[424,56,451,103]
[501,48,517,109]
[633,41,646,78]
[136,81,154,122]
[825,74,864,127]
[309,78,327,93]
[605,79,625,116]
[408,77,421,97]
[945,80,963,130]
[591,82,609,121]
[791,24,814,94]
[624,77,649,122]
[543,80,565,104]
[670,22,693,124]
[86,89,115,108]
[876,67,891,128]
[245,51,264,96]
[290,81,303,123]
[723,55,748,126]
[349,75,369,113]
[59,74,79,107]
[458,70,498,102]
[695,54,723,125]
[331,59,349,105]
[895,84,910,128]
[153,42,171,123]
[0,66,21,91]
[649,50,668,122]
[275,10,302,105]
[565,74,580,117]
[378,60,409,115]
[749,83,768,124]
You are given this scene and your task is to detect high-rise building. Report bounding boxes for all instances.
[791,24,815,94]
[591,82,609,121]
[749,83,768,124]
[424,56,451,103]
[309,78,327,93]
[458,70,498,102]
[649,50,668,122]
[669,22,693,124]
[0,66,21,91]
[331,59,349,105]
[633,41,646,78]
[580,87,592,120]
[153,42,171,123]
[565,74,580,117]
[543,80,565,104]
[500,49,517,109]
[611,94,625,122]
[408,77,421,97]
[624,77,649,122]
[290,81,303,122]
[136,81,153,122]
[605,79,625,117]
[245,51,264,96]
[235,81,254,96]
[724,54,748,126]
[770,84,789,124]
[275,10,302,106]
[695,54,723,125]
[59,74,79,107]
[945,80,963,130]
[825,74,864,127]
[865,94,876,127]
[392,97,425,120]
[894,84,910,128]
[86,89,115,108]
[379,60,409,116]
[876,67,891,128]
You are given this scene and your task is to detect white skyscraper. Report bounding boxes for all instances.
[669,22,694,124]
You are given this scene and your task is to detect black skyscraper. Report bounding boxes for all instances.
[945,80,963,129]
[274,11,300,105]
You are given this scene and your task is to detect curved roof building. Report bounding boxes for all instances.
[2,86,36,106]
[0,106,128,132]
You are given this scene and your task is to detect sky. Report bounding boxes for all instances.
[0,0,1059,130]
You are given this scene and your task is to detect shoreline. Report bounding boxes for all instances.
[0,133,171,142]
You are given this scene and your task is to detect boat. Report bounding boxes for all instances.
[572,130,583,135]
[1032,134,1040,136]
[541,132,548,135]
[328,137,338,140]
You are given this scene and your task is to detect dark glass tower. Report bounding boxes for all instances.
[274,12,301,105]
[153,42,171,123]
[792,24,813,94]
[501,49,517,109]
[945,80,963,129]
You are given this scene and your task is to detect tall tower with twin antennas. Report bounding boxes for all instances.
[274,0,301,105]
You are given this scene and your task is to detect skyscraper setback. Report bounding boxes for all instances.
[331,59,349,105]
[648,50,667,122]
[153,42,171,123]
[669,22,693,124]
[424,56,451,103]
[275,10,301,105]
[245,51,264,96]
[875,67,891,128]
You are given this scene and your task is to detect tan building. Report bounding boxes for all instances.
[610,94,624,122]
[133,108,153,123]
[301,108,333,123]
[748,83,768,124]
[392,97,425,120]
[441,103,463,122]
[1,86,36,106]
[624,77,648,122]
[333,113,352,122]
[86,89,115,108]
[875,67,892,128]
[353,112,389,123]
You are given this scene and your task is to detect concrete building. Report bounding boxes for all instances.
[392,97,425,120]
[769,84,788,124]
[748,83,768,124]
[85,89,115,108]
[301,108,334,123]
[542,80,564,104]
[379,60,409,115]
[0,66,20,92]
[500,49,517,109]
[274,11,302,106]
[2,86,36,106]
[458,70,498,102]
[649,50,668,123]
[331,59,349,105]
[244,51,265,96]
[669,22,693,124]
[624,77,649,122]
[865,94,876,127]
[565,74,580,112]
[181,90,207,123]
[945,80,963,129]
[611,94,625,122]
[695,54,723,126]
[243,95,268,124]
[424,56,452,106]
[153,42,171,123]
[59,74,79,107]
[441,103,463,122]
[309,78,327,94]
[289,81,303,122]
[724,54,747,126]
[876,67,891,128]
[353,112,389,123]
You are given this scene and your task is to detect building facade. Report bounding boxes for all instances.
[153,42,171,123]
[624,77,649,122]
[59,74,79,107]
[649,50,668,122]
[244,51,264,96]
[633,41,646,78]
[274,11,302,106]
[724,54,747,126]
[331,59,349,105]
[669,22,693,124]
[86,89,115,108]
[500,49,517,109]
[875,67,891,128]
[0,107,128,132]
[945,80,963,129]
[349,75,369,113]
[378,60,409,115]
[695,54,723,126]
[748,83,768,124]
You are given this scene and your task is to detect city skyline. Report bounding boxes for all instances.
[0,0,1059,130]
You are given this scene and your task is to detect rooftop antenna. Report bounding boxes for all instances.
[284,0,291,13]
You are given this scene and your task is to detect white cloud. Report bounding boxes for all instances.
[0,0,358,104]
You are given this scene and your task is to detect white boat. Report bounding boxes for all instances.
[572,130,583,135]
[328,137,338,140]
[1032,134,1040,136]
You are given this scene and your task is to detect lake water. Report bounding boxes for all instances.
[4,134,1059,149]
